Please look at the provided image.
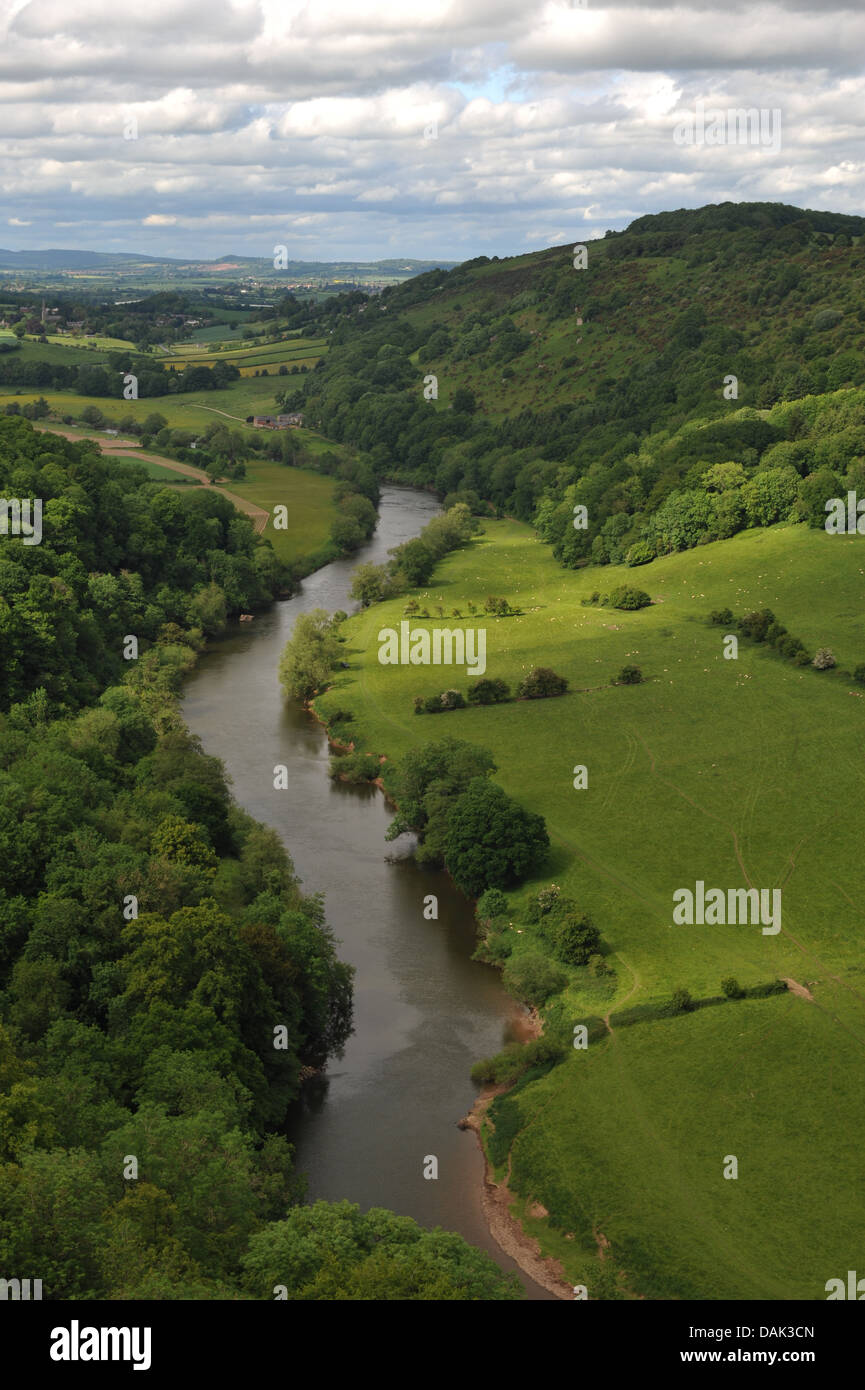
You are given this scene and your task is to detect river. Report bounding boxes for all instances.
[182,484,552,1298]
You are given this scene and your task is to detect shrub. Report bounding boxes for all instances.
[746,979,788,998]
[328,751,379,783]
[626,541,654,567]
[854,664,865,686]
[709,608,734,626]
[423,694,443,714]
[588,953,613,978]
[440,688,466,709]
[477,887,509,923]
[777,634,805,660]
[668,987,694,1014]
[608,585,651,610]
[328,708,354,725]
[466,678,511,705]
[478,931,513,964]
[516,667,569,699]
[812,647,836,670]
[535,885,561,916]
[470,1037,565,1086]
[502,952,567,1006]
[721,977,745,999]
[813,308,843,331]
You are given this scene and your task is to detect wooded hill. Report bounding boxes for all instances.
[280,201,865,568]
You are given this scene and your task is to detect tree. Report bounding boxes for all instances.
[390,537,434,587]
[721,977,744,999]
[738,608,775,642]
[741,467,798,527]
[812,648,836,670]
[189,582,227,637]
[240,1201,521,1301]
[350,563,391,608]
[278,609,342,700]
[330,515,365,554]
[515,667,568,699]
[451,386,477,414]
[613,665,643,685]
[547,910,601,966]
[150,815,218,872]
[443,778,549,895]
[466,678,510,705]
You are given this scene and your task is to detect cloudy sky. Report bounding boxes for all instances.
[0,0,862,261]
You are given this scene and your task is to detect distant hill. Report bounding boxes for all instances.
[0,248,178,270]
[0,247,457,276]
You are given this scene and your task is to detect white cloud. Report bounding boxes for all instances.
[0,1,862,257]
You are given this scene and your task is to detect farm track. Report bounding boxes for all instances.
[33,425,269,534]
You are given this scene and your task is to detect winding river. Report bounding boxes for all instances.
[182,485,551,1298]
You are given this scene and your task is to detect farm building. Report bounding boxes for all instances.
[252,413,305,429]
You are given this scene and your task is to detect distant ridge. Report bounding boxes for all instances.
[0,247,458,274]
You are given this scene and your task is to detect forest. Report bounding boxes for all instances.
[269,203,865,576]
[0,418,520,1299]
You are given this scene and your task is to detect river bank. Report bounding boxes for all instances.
[460,1086,573,1301]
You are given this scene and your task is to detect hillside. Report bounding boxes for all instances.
[274,201,865,575]
[315,515,865,1298]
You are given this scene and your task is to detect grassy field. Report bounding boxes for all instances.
[314,518,865,1299]
[117,455,197,485]
[0,380,283,430]
[161,337,326,368]
[229,459,337,565]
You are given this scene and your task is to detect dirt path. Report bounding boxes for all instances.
[781,977,815,1002]
[195,404,249,424]
[34,425,269,534]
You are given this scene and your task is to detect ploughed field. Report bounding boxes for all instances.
[314,518,865,1299]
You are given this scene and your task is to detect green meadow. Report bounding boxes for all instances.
[315,518,865,1298]
[162,336,327,371]
[229,459,337,565]
[1,378,283,428]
